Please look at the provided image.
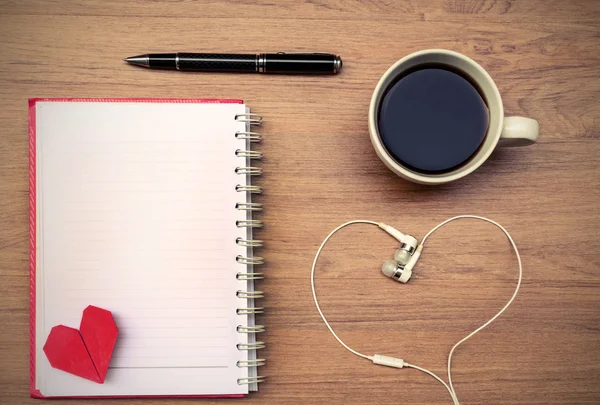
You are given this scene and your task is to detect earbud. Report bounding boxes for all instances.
[382,259,412,283]
[378,223,421,283]
[381,248,421,283]
[394,235,418,265]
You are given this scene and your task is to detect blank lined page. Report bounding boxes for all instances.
[35,100,251,396]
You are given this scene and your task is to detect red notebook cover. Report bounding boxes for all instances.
[29,98,245,399]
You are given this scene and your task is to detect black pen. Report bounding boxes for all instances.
[124,52,342,75]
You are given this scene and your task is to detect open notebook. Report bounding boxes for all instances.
[29,98,265,398]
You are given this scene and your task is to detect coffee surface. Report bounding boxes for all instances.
[378,67,489,173]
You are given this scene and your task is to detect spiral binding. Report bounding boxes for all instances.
[237,272,264,280]
[236,255,265,265]
[237,219,263,228]
[234,113,265,387]
[235,131,262,142]
[237,342,266,350]
[237,325,266,333]
[237,290,264,299]
[236,184,262,194]
[235,149,263,159]
[234,113,263,124]
[237,359,266,367]
[238,377,266,385]
[236,202,263,211]
[237,307,265,315]
[236,237,264,247]
[235,166,263,175]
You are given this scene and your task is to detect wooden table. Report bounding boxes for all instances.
[1,1,599,404]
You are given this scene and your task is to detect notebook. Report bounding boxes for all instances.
[29,98,265,398]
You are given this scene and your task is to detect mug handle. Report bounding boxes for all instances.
[498,116,539,147]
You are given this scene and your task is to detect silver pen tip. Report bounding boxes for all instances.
[124,55,150,68]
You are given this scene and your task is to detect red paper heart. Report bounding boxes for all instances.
[43,305,118,383]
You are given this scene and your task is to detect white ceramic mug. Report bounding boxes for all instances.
[369,49,538,185]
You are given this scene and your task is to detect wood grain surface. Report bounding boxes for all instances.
[1,1,599,404]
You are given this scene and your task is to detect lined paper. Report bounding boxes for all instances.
[35,101,251,396]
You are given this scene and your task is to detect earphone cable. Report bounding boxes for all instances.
[310,220,379,361]
[420,215,523,404]
[404,362,459,405]
[311,216,523,405]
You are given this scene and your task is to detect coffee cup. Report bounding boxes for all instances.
[369,49,538,185]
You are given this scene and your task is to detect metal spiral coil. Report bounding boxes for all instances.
[236,272,264,280]
[235,149,263,159]
[236,237,264,247]
[237,359,266,367]
[235,113,264,386]
[236,202,263,211]
[235,131,262,142]
[235,113,263,125]
[237,342,266,350]
[236,220,263,228]
[236,307,264,315]
[236,255,264,265]
[235,166,263,175]
[238,376,266,385]
[237,290,264,299]
[236,185,262,194]
[237,325,265,333]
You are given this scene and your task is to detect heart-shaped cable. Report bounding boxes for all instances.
[310,215,523,405]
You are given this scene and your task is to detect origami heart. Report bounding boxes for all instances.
[43,305,118,383]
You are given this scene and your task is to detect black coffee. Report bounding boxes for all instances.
[378,65,489,173]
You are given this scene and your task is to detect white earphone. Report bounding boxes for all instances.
[311,215,523,405]
[378,222,421,283]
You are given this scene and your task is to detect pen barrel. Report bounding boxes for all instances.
[263,53,339,74]
[147,53,178,69]
[177,53,257,72]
